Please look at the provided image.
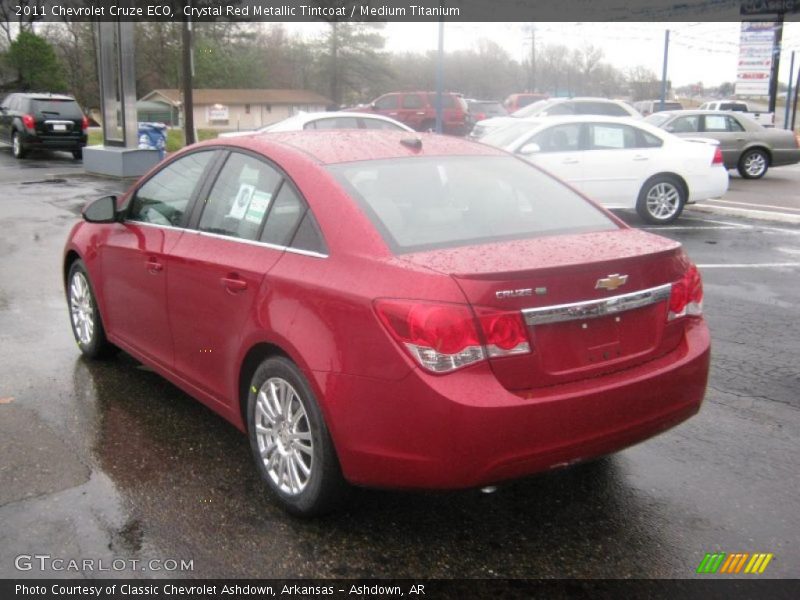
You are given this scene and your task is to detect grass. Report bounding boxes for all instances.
[86,128,220,152]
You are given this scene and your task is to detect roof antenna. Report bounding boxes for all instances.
[400,137,423,150]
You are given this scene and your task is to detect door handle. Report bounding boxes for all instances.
[562,158,579,164]
[735,138,745,141]
[146,258,163,273]
[633,155,649,161]
[221,275,248,293]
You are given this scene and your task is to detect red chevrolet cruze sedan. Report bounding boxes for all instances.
[64,131,710,516]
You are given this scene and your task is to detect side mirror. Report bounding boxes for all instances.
[370,103,377,111]
[518,143,541,155]
[664,124,675,133]
[83,195,119,223]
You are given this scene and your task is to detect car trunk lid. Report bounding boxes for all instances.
[400,229,691,390]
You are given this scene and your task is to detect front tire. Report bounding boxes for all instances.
[67,260,116,358]
[12,131,26,159]
[636,175,686,225]
[247,357,348,517]
[737,148,768,179]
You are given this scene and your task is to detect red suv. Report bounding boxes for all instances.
[359,92,471,135]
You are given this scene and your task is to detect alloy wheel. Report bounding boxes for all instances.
[645,182,681,221]
[254,377,314,496]
[69,271,95,345]
[743,152,767,178]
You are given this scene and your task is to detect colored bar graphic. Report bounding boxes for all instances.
[702,552,774,575]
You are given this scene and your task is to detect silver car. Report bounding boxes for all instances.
[645,110,800,179]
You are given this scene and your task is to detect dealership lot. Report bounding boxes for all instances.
[0,149,798,578]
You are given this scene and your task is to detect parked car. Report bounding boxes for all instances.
[466,99,507,122]
[698,100,774,127]
[65,131,710,516]
[218,111,413,138]
[633,99,684,117]
[0,92,88,159]
[503,93,548,112]
[355,91,472,135]
[481,115,729,223]
[471,97,641,139]
[645,110,800,179]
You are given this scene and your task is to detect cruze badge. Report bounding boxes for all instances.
[496,288,546,299]
[595,274,628,291]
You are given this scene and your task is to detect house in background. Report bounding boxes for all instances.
[139,88,332,131]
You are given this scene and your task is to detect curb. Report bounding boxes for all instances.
[689,204,800,225]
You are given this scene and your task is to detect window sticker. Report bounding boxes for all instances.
[245,191,272,224]
[229,183,255,220]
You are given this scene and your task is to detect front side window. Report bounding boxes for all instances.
[667,116,700,133]
[198,153,281,240]
[129,151,215,227]
[531,123,582,152]
[328,156,617,253]
[374,95,399,110]
[402,94,424,109]
[587,123,637,150]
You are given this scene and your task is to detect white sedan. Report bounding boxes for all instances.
[219,111,413,138]
[480,116,729,224]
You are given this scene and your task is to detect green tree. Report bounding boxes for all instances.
[6,30,66,91]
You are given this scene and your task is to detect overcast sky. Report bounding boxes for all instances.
[286,21,800,89]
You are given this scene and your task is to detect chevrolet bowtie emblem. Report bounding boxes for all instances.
[595,274,628,291]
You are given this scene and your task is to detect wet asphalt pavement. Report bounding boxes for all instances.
[0,148,798,579]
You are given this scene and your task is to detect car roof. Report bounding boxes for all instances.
[513,115,640,124]
[12,92,77,101]
[206,130,506,165]
[265,111,414,132]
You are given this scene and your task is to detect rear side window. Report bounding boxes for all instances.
[129,151,215,227]
[328,156,617,253]
[587,123,637,149]
[198,153,281,241]
[261,183,306,246]
[428,94,456,109]
[32,99,83,119]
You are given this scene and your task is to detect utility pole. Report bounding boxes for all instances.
[792,59,800,131]
[435,17,444,134]
[529,24,536,92]
[785,51,795,129]
[659,29,670,112]
[181,8,195,146]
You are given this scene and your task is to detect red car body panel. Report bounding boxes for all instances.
[64,131,711,490]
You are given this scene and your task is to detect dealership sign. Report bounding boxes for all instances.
[207,104,229,121]
[735,21,776,96]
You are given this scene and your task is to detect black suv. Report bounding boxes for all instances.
[0,93,88,159]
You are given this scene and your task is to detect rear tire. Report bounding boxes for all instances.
[636,175,686,225]
[11,131,26,159]
[72,147,83,160]
[247,356,349,517]
[737,148,768,179]
[67,260,117,359]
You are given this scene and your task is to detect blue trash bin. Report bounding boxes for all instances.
[138,122,167,160]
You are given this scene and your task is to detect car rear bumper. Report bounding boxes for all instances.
[687,166,729,202]
[318,319,710,489]
[21,131,86,149]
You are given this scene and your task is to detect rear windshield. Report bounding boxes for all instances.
[512,99,553,118]
[719,103,747,111]
[327,156,617,253]
[470,101,507,116]
[32,99,83,118]
[654,102,683,112]
[644,113,671,126]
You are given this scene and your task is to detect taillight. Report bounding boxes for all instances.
[22,114,35,129]
[474,112,486,121]
[668,264,703,321]
[712,147,724,165]
[81,116,89,131]
[375,300,531,373]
